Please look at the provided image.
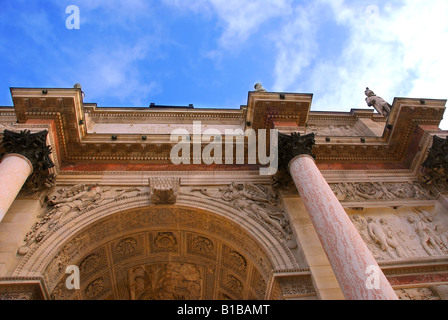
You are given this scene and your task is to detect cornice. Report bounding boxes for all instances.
[6,87,447,173]
[380,257,448,277]
[54,170,272,186]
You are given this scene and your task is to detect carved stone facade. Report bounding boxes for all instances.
[0,85,447,300]
[149,177,180,205]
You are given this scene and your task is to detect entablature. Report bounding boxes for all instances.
[1,86,446,177]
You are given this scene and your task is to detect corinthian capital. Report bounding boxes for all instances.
[278,132,316,171]
[2,129,54,172]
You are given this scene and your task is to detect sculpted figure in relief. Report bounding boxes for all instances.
[17,185,140,255]
[194,182,284,233]
[191,182,297,249]
[367,217,407,259]
[128,263,202,300]
[434,224,448,250]
[407,216,444,256]
[45,185,139,225]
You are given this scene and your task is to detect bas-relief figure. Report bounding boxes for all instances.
[128,263,203,300]
[350,207,448,261]
[191,182,297,249]
[17,185,141,255]
[366,217,409,259]
[365,87,392,117]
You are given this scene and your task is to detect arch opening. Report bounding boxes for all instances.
[40,205,287,300]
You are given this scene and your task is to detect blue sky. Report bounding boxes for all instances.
[0,0,447,128]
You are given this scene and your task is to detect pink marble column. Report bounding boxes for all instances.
[0,154,33,222]
[289,154,398,300]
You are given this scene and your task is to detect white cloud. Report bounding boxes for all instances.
[208,0,292,49]
[75,38,161,106]
[272,3,320,91]
[164,0,292,49]
[271,0,448,129]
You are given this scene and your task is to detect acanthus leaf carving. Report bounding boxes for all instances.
[278,132,316,171]
[1,129,54,171]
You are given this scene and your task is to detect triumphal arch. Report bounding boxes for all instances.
[0,84,447,300]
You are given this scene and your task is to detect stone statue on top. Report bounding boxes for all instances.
[365,87,392,117]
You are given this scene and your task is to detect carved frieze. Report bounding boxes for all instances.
[17,185,141,255]
[350,207,448,261]
[190,182,298,249]
[0,291,34,300]
[275,274,315,298]
[128,263,203,300]
[0,279,48,300]
[330,181,434,202]
[395,287,439,300]
[307,124,358,137]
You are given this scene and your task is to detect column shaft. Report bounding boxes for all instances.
[0,154,33,222]
[289,154,398,300]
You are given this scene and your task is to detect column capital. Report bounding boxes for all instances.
[278,132,316,171]
[1,129,54,173]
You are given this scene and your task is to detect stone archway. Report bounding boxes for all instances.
[12,185,306,300]
[45,205,277,300]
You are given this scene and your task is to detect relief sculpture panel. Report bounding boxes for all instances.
[330,181,434,202]
[128,263,203,300]
[190,182,298,250]
[349,207,448,261]
[17,185,142,255]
